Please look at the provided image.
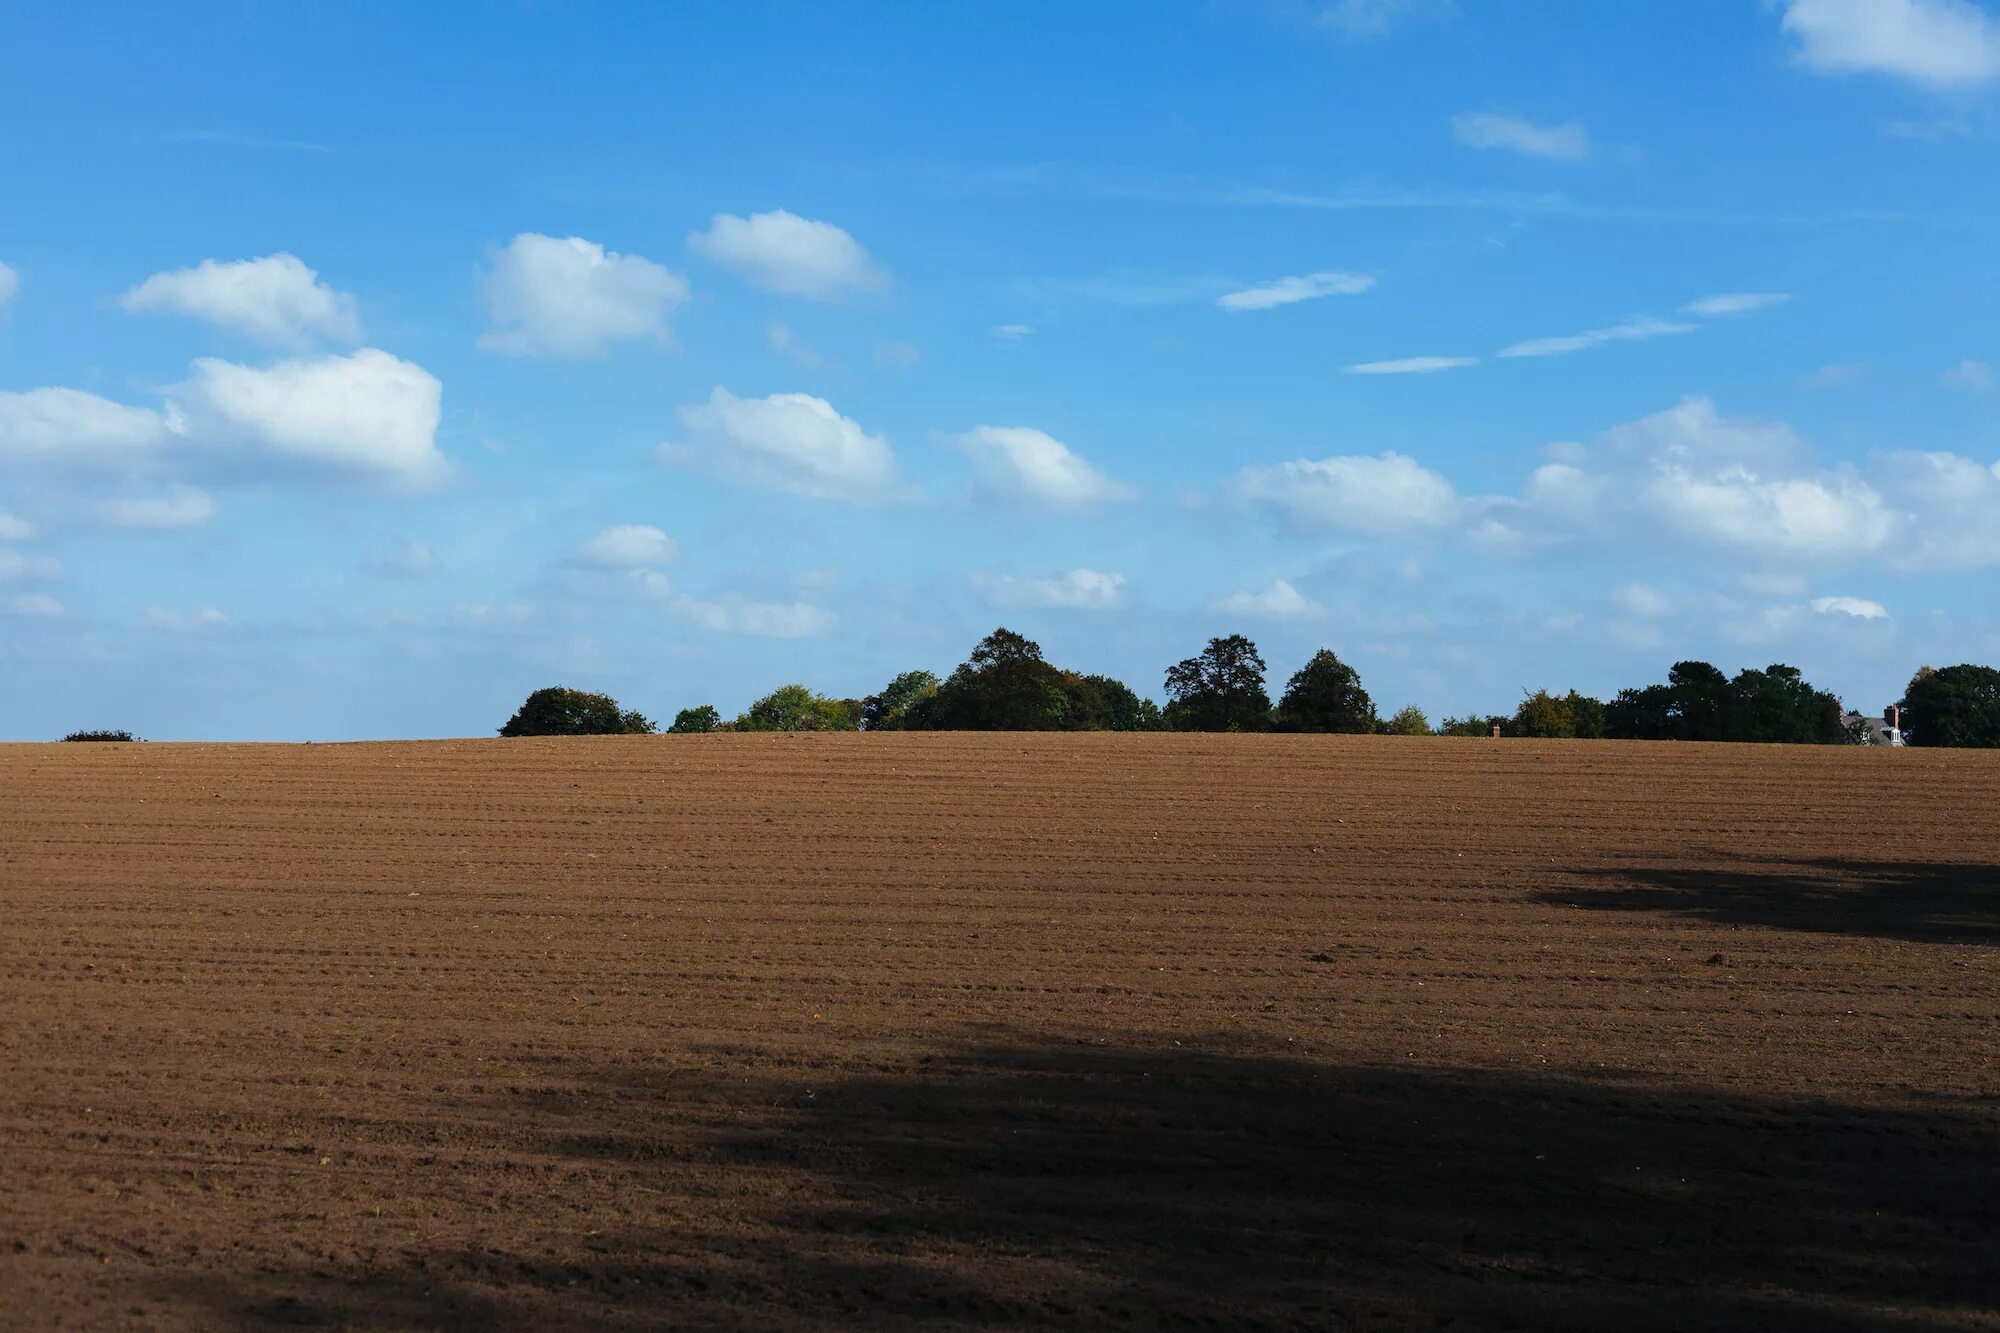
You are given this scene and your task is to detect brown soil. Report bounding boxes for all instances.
[2,734,1996,1330]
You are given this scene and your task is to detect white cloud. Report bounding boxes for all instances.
[1346,355,1478,375]
[120,253,360,345]
[1450,112,1590,160]
[957,425,1133,509]
[0,261,17,308]
[992,323,1034,340]
[478,233,687,358]
[1212,578,1323,619]
[96,485,215,530]
[659,387,904,503]
[0,510,33,541]
[874,340,921,370]
[671,592,835,638]
[1225,451,1459,534]
[1782,0,2000,88]
[1642,464,1895,562]
[1812,594,1888,619]
[766,321,829,369]
[141,605,229,630]
[1874,450,2000,568]
[1614,584,1673,618]
[979,568,1127,610]
[0,387,172,463]
[176,348,447,489]
[1683,292,1792,317]
[1941,359,1994,391]
[1499,316,1696,359]
[4,592,63,618]
[1218,270,1374,312]
[1802,362,1866,388]
[580,523,678,568]
[687,210,887,301]
[0,550,61,581]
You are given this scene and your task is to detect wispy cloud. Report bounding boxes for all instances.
[1450,112,1589,160]
[1681,292,1791,317]
[1941,359,1994,392]
[1218,271,1374,312]
[159,130,337,154]
[1346,356,1478,375]
[1498,316,1696,360]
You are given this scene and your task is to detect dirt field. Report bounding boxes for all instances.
[1,734,1995,1331]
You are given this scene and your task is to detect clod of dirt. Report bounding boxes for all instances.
[1704,953,1725,966]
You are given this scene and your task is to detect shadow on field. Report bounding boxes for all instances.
[157,1036,2000,1332]
[1536,858,2000,946]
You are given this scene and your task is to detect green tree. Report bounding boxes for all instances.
[861,670,940,731]
[1437,714,1511,738]
[1730,665,1845,744]
[668,705,721,734]
[1064,673,1161,731]
[1512,689,1607,740]
[1382,705,1431,736]
[1165,634,1272,732]
[736,684,857,732]
[499,687,654,737]
[1274,648,1373,734]
[915,628,1072,730]
[1901,663,2000,748]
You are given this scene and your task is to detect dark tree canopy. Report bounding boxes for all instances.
[1604,662,1843,744]
[63,729,139,742]
[668,705,721,734]
[1512,690,1607,740]
[1165,635,1272,732]
[915,628,1073,731]
[1902,664,2000,748]
[1274,649,1374,734]
[861,671,940,731]
[499,687,654,737]
[1063,673,1163,732]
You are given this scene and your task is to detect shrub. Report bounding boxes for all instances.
[668,705,721,734]
[736,684,857,732]
[1382,706,1431,736]
[63,729,139,742]
[499,687,654,737]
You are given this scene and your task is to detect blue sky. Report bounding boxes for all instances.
[3,0,1998,739]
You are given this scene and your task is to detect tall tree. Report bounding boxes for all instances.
[861,670,940,731]
[917,628,1071,730]
[1902,664,2000,748]
[499,687,653,737]
[1165,635,1272,732]
[1275,648,1374,734]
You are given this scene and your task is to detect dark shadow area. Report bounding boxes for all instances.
[1534,858,2000,945]
[152,1036,2000,1331]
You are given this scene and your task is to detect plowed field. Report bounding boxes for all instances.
[2,734,1996,1330]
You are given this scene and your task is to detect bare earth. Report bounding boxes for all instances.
[1,734,1996,1331]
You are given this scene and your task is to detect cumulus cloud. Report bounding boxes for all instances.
[1218,271,1374,312]
[0,387,173,464]
[979,568,1127,610]
[1941,359,1994,391]
[874,340,920,370]
[1450,112,1589,160]
[177,349,447,489]
[478,233,688,358]
[957,425,1133,508]
[0,261,17,308]
[1873,450,2000,568]
[120,253,360,345]
[0,510,34,541]
[1212,578,1323,619]
[1682,292,1792,318]
[1781,0,2000,88]
[0,549,61,581]
[1224,451,1459,534]
[1346,356,1478,375]
[1812,595,1888,619]
[659,388,904,503]
[1499,316,1696,359]
[4,592,63,618]
[687,210,887,301]
[579,523,679,568]
[96,485,216,530]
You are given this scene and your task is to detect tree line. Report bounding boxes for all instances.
[495,628,2000,749]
